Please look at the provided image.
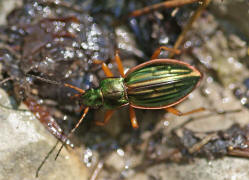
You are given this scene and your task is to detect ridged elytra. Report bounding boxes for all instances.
[125,59,202,109]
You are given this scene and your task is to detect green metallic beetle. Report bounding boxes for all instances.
[63,46,204,130]
[32,47,204,177]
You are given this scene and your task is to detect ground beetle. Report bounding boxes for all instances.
[34,47,205,176]
[33,46,204,133]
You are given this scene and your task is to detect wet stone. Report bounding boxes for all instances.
[0,88,88,180]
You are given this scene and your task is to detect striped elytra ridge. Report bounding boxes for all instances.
[124,59,202,109]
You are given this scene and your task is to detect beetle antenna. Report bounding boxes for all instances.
[28,74,87,162]
[27,74,61,86]
[55,107,89,160]
[27,74,85,94]
[36,140,60,177]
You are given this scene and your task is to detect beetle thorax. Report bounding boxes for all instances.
[80,78,129,109]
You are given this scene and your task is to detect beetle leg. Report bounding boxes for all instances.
[70,93,82,99]
[151,46,181,60]
[129,106,139,129]
[95,110,115,126]
[165,107,205,116]
[129,0,201,17]
[93,60,114,77]
[74,105,84,113]
[114,50,125,77]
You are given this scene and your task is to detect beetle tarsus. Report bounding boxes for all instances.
[165,107,205,116]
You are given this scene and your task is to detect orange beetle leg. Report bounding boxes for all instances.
[114,50,125,77]
[93,60,114,77]
[151,46,181,60]
[95,110,115,126]
[165,107,205,116]
[129,106,139,129]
